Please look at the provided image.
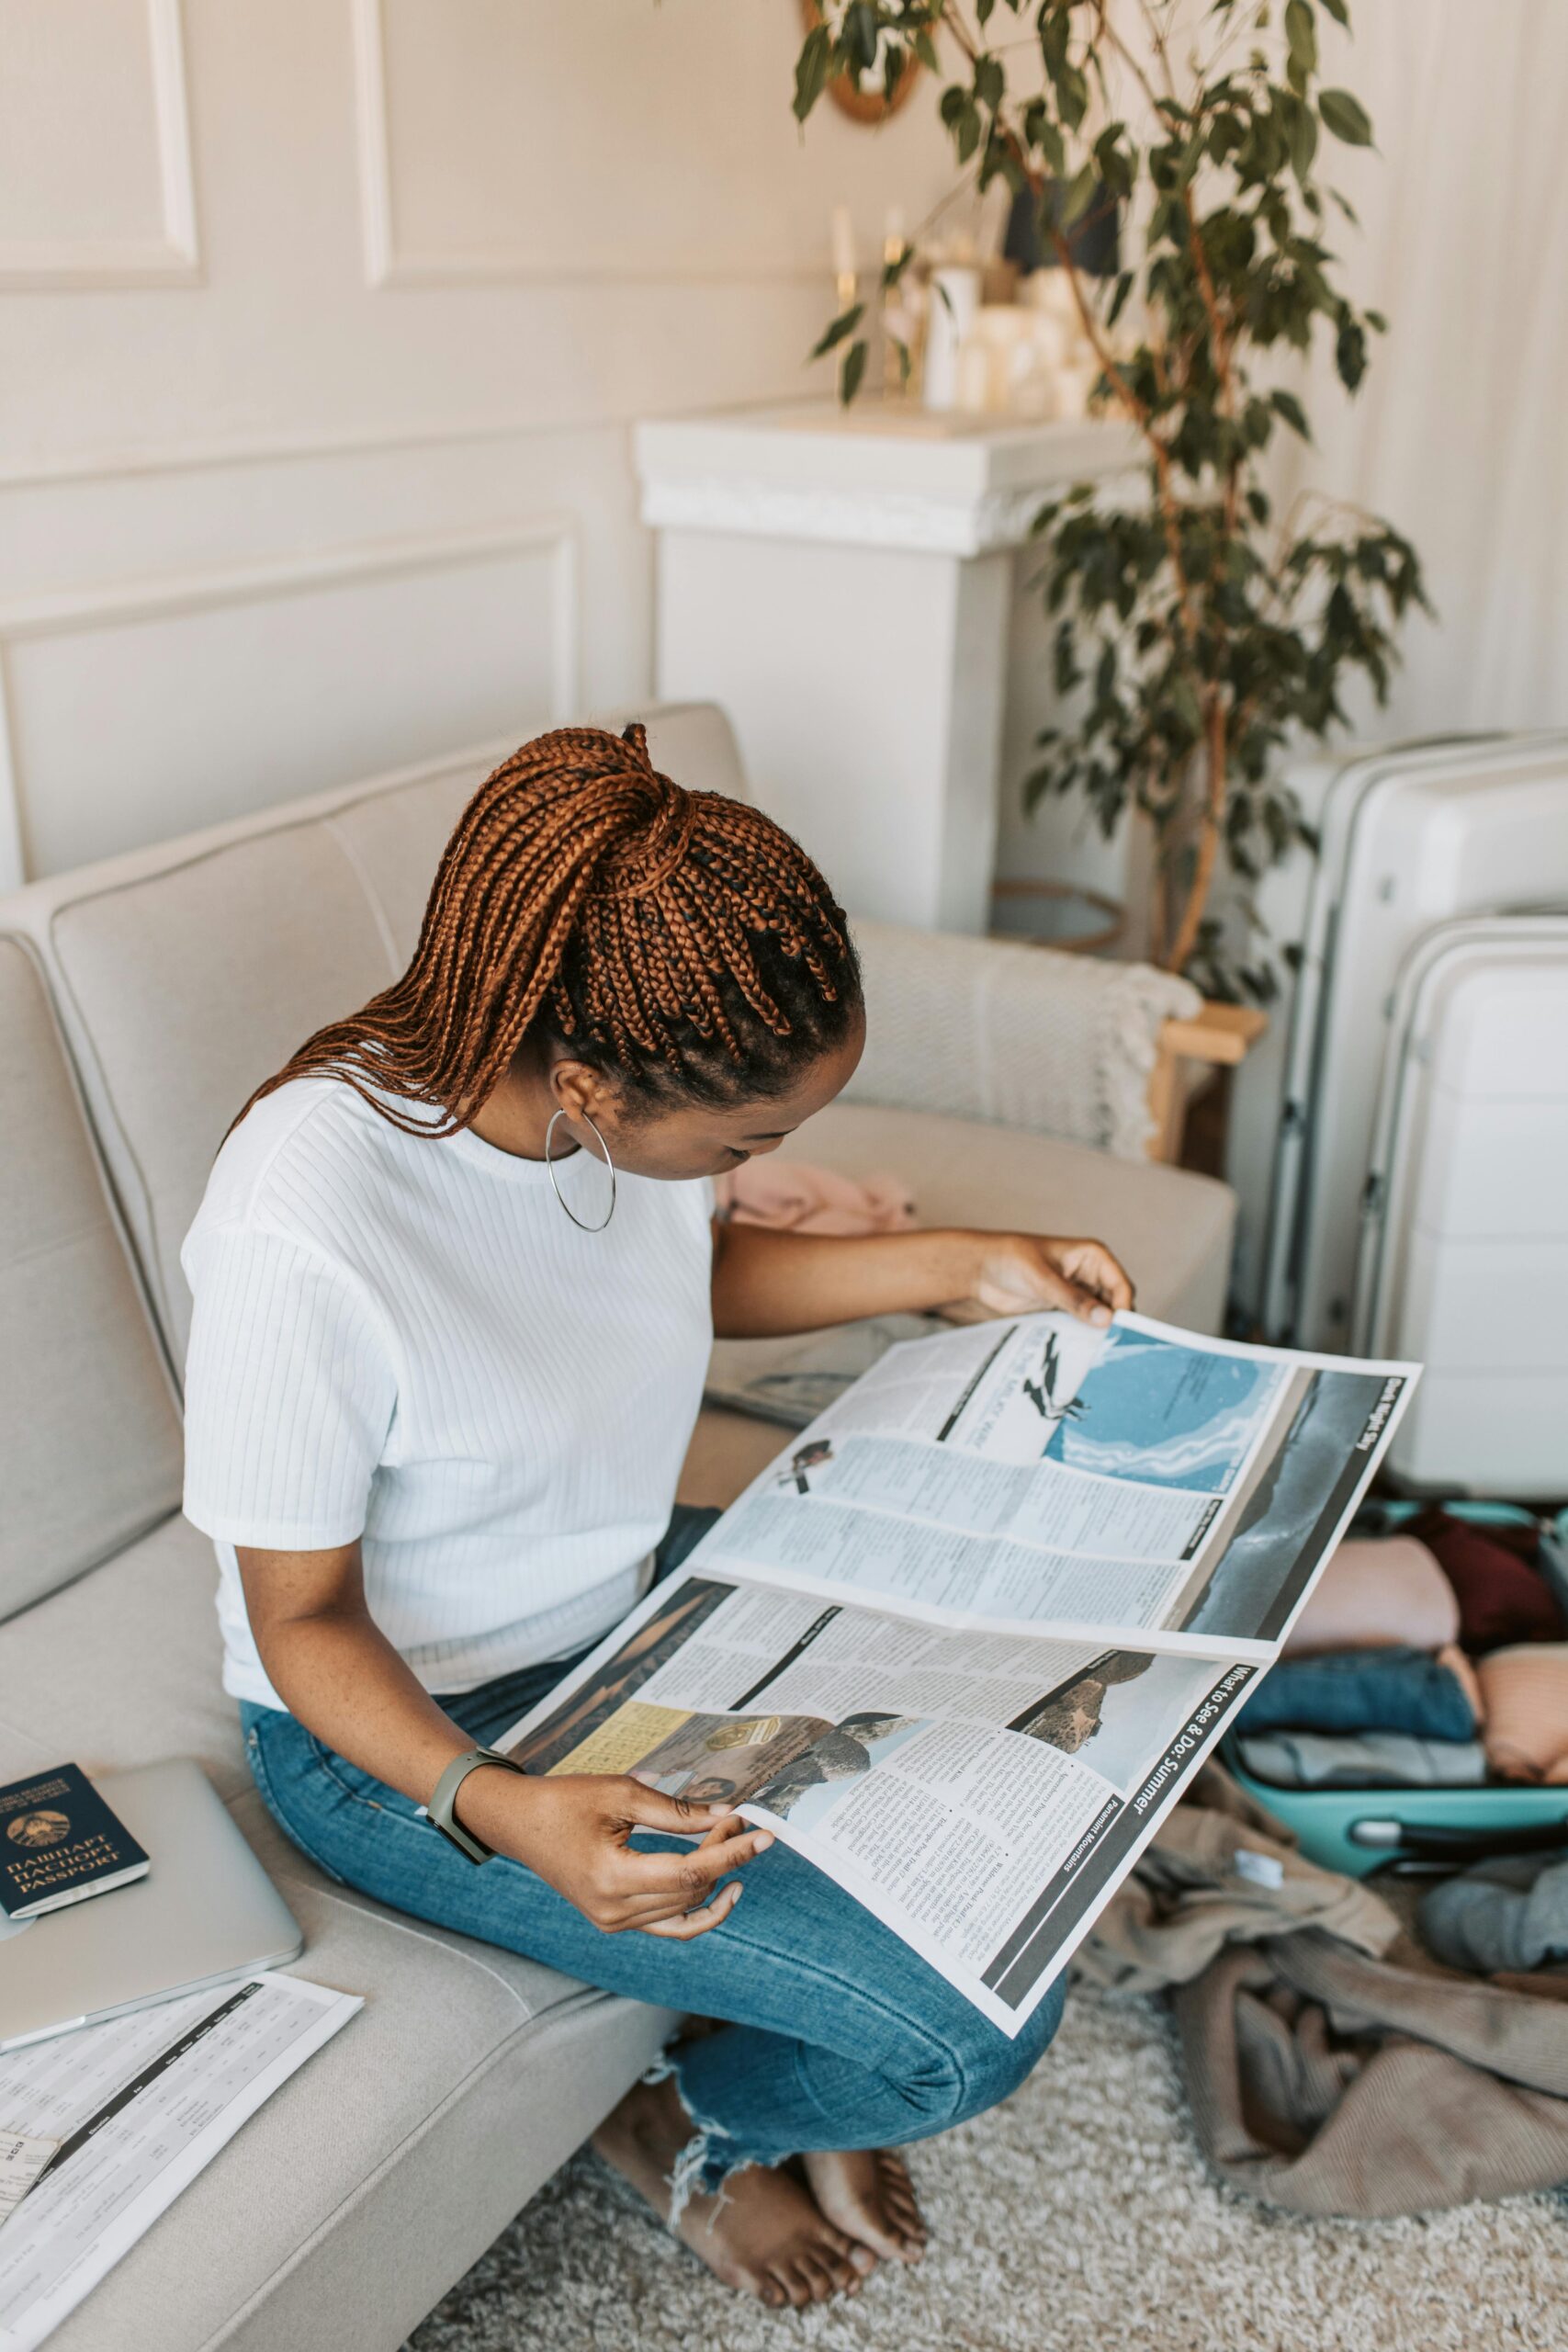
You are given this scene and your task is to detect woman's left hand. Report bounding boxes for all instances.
[964,1233,1134,1327]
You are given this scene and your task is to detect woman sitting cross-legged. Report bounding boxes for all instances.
[182,722,1133,2310]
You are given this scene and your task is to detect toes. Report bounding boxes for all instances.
[797,2252,839,2303]
[821,2245,866,2296]
[847,2241,878,2276]
[876,2154,928,2257]
[784,2259,821,2308]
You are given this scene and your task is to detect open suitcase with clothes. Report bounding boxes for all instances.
[1225,1501,1568,1879]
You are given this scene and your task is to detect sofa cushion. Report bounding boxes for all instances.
[45,825,400,1364]
[0,1517,678,2352]
[0,1510,248,1794]
[0,936,183,1620]
[43,1788,676,2352]
[781,1098,1235,1331]
[0,705,750,1370]
[321,701,748,966]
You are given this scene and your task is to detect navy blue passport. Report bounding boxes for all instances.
[0,1762,150,1921]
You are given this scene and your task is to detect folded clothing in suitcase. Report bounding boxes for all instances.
[1225,1504,1568,1877]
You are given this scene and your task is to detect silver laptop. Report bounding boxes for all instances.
[0,1757,302,2051]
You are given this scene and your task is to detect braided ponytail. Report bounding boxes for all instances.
[238,723,861,1136]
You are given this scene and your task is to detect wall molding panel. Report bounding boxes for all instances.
[351,0,829,289]
[0,0,199,290]
[0,517,579,886]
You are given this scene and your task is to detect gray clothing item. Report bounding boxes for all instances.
[1236,1729,1488,1790]
[1419,1849,1568,1976]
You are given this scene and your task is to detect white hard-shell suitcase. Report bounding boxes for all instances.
[1352,914,1568,1496]
[1227,734,1568,1348]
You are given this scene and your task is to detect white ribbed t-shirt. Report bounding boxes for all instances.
[181,1078,715,1710]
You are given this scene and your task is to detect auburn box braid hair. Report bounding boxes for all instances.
[239,723,861,1137]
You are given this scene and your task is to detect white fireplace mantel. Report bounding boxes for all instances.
[636,401,1139,933]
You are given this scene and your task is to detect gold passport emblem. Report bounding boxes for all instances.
[6,1809,70,1850]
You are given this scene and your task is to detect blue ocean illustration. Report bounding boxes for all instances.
[1038,1326,1276,1492]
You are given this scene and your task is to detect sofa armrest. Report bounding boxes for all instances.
[845,919,1202,1162]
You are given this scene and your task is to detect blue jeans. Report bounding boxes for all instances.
[241,1509,1065,2194]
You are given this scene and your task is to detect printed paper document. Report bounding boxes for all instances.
[502,1310,1416,2035]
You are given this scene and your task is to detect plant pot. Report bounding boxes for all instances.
[988,877,1124,956]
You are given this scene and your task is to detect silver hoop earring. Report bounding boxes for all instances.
[545,1107,617,1232]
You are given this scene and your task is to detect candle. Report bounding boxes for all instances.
[831,204,857,284]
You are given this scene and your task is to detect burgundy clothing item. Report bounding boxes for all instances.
[1409,1508,1563,1654]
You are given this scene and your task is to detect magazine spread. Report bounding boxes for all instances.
[502,1310,1417,2037]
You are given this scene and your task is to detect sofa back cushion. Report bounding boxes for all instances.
[0,936,184,1617]
[2,704,749,1369]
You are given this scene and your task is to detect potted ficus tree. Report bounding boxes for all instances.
[793,0,1427,998]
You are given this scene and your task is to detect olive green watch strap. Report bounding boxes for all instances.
[426,1746,527,1865]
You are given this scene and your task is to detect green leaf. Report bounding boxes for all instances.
[1289,95,1319,179]
[1319,0,1350,23]
[1269,386,1312,438]
[976,0,996,22]
[1106,269,1134,328]
[1285,0,1317,75]
[839,338,868,406]
[1060,160,1098,226]
[1170,674,1203,737]
[843,1,879,74]
[913,28,941,74]
[954,100,983,163]
[793,25,831,122]
[1319,87,1373,144]
[1056,61,1089,131]
[809,302,864,359]
[1035,116,1066,176]
[975,53,1004,111]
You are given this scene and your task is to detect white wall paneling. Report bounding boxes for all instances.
[351,0,954,288]
[0,518,577,885]
[0,0,961,869]
[0,0,198,288]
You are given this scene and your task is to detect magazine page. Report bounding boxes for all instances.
[498,1566,1259,2035]
[701,1309,1417,1653]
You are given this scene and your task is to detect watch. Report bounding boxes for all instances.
[425,1746,528,1865]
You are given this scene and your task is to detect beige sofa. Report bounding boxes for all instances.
[0,703,1235,2351]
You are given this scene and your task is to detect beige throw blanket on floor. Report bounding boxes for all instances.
[1073,1763,1402,1996]
[1175,1931,1568,2216]
[1076,1762,1568,2217]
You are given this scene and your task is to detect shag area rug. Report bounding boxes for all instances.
[405,1987,1568,2352]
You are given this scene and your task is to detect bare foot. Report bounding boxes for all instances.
[593,2074,875,2308]
[802,2147,928,2265]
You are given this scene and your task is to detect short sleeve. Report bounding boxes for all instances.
[182,1222,397,1551]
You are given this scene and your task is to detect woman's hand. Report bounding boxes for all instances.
[458,1766,772,1940]
[964,1233,1134,1327]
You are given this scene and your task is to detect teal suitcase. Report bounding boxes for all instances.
[1227,1502,1568,1879]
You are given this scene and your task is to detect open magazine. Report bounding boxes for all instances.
[502,1311,1417,2038]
